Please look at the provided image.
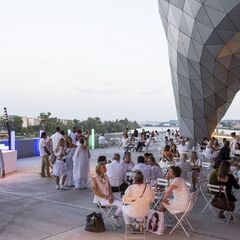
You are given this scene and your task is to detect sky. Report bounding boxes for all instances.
[0,0,239,122]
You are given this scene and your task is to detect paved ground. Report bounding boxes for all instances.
[0,144,239,240]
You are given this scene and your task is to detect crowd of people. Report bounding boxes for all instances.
[39,127,91,190]
[2,126,240,232]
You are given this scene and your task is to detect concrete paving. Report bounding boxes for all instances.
[0,145,239,240]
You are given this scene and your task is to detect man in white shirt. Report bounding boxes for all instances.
[0,149,5,178]
[120,152,135,174]
[106,153,128,196]
[132,156,152,182]
[69,127,78,145]
[177,139,189,154]
[51,127,63,151]
[99,133,107,148]
[39,132,51,177]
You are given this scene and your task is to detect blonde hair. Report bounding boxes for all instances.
[95,162,106,176]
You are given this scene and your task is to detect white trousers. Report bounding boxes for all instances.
[98,197,122,217]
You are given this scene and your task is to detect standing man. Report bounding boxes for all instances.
[69,127,78,145]
[39,132,51,177]
[51,127,62,151]
[0,149,5,178]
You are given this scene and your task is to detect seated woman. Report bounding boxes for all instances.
[190,151,202,191]
[159,166,190,215]
[161,145,173,162]
[92,162,122,227]
[217,161,240,219]
[171,144,180,159]
[122,171,155,229]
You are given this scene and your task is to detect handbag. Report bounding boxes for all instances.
[85,212,105,232]
[146,210,164,235]
[49,153,56,164]
[211,187,235,212]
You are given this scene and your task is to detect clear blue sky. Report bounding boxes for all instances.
[0,0,239,121]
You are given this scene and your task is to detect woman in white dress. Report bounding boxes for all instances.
[204,140,215,161]
[122,171,155,227]
[159,166,190,214]
[53,138,67,189]
[65,136,77,187]
[73,138,90,189]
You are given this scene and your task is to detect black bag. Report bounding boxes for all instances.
[85,212,105,232]
[211,196,235,212]
[211,186,235,212]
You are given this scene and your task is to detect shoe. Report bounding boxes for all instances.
[40,173,46,177]
[112,216,120,227]
[60,185,67,190]
[56,185,60,190]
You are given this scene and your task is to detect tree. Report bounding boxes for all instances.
[9,116,23,133]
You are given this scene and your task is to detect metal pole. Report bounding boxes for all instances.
[3,107,11,150]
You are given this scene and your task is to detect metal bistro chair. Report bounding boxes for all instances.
[198,162,211,203]
[202,184,233,224]
[169,189,199,238]
[125,218,146,240]
[93,196,116,229]
[201,184,225,216]
[152,178,169,210]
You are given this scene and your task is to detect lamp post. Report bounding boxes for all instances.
[3,107,11,150]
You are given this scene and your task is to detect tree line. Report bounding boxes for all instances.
[0,112,140,138]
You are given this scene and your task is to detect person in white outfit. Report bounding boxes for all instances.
[122,171,155,227]
[148,156,163,180]
[177,139,189,154]
[0,149,5,178]
[51,127,63,152]
[68,127,78,145]
[159,166,190,214]
[73,138,90,189]
[176,153,192,180]
[65,136,77,187]
[92,162,123,227]
[53,138,67,189]
[106,153,128,196]
[120,152,135,174]
[132,156,152,182]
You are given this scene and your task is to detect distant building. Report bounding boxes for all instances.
[22,116,40,128]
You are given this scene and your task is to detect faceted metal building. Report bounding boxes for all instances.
[158,0,240,143]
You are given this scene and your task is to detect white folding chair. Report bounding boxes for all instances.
[93,197,115,229]
[169,189,199,238]
[201,162,211,171]
[201,184,224,216]
[202,184,233,224]
[125,218,146,240]
[197,162,210,200]
[152,178,168,210]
